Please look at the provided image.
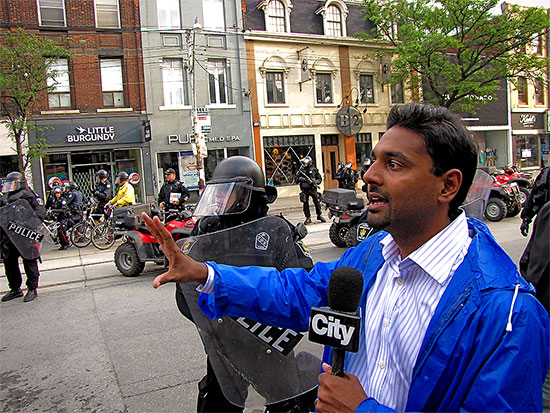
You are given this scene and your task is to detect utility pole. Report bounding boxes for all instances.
[185,17,205,184]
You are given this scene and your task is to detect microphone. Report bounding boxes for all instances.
[308,266,364,377]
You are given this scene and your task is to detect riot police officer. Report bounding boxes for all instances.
[93,169,112,214]
[157,168,190,215]
[49,186,71,250]
[0,172,46,302]
[175,156,316,412]
[335,161,359,190]
[296,156,326,224]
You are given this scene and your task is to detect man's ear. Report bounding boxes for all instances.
[438,169,462,204]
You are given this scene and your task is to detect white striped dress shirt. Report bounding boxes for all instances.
[346,212,471,412]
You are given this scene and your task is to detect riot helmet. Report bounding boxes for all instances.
[345,162,352,169]
[69,181,77,190]
[62,181,71,192]
[115,171,129,185]
[53,186,63,196]
[96,169,108,180]
[2,171,26,193]
[194,156,277,218]
[300,156,312,166]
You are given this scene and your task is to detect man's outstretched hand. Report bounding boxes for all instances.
[141,212,208,288]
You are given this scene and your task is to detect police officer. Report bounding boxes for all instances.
[158,168,190,213]
[335,161,359,190]
[65,182,84,229]
[93,169,112,214]
[175,156,316,412]
[296,156,326,225]
[520,165,549,237]
[49,186,71,250]
[108,171,136,208]
[0,172,46,302]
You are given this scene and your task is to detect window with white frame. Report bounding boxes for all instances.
[95,0,120,28]
[38,0,66,27]
[316,73,333,104]
[267,0,286,32]
[391,81,404,104]
[359,74,375,104]
[266,71,285,104]
[157,0,180,29]
[100,58,125,107]
[208,60,229,104]
[47,58,71,109]
[162,59,189,106]
[203,0,225,31]
[325,5,342,37]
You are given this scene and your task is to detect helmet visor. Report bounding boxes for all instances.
[2,180,18,193]
[194,181,253,217]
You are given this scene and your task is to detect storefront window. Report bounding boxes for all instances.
[515,135,540,168]
[263,135,315,186]
[0,155,19,180]
[356,133,372,167]
[203,149,239,182]
[114,149,143,203]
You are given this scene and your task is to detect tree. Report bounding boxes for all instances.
[0,28,71,176]
[361,0,549,112]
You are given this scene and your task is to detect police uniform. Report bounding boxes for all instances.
[50,195,71,248]
[297,163,324,222]
[93,180,112,213]
[158,178,190,211]
[0,187,46,298]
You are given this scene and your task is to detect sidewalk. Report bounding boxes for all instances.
[0,194,333,292]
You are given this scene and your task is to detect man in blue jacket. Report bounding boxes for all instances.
[143,103,549,412]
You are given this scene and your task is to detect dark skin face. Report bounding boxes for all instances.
[363,126,462,258]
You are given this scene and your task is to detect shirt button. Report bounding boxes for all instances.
[384,319,390,327]
[379,361,385,369]
[396,278,404,286]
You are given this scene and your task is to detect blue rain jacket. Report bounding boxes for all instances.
[199,218,549,412]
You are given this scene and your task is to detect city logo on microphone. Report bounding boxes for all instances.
[308,307,360,352]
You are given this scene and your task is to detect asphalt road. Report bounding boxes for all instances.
[0,214,530,412]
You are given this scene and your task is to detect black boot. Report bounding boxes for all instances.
[2,289,23,302]
[24,289,38,302]
[304,217,312,225]
[317,215,326,223]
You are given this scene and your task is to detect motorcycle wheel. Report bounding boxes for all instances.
[484,198,507,222]
[70,221,92,248]
[329,222,348,248]
[344,224,359,248]
[518,187,529,206]
[114,243,145,277]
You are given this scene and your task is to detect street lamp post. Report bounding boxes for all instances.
[185,17,205,184]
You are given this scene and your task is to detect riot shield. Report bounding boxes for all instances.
[178,216,322,408]
[0,198,43,260]
[461,168,493,220]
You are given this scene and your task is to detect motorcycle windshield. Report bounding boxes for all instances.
[193,181,252,217]
[177,217,322,408]
[461,168,493,220]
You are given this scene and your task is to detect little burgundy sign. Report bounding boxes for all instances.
[66,126,115,143]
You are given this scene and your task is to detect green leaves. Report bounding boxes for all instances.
[361,0,549,112]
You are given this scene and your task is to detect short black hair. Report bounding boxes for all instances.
[386,103,478,214]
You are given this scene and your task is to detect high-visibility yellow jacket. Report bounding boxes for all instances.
[109,182,136,207]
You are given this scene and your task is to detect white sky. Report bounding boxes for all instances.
[501,0,547,7]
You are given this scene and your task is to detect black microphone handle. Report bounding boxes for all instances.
[332,348,346,378]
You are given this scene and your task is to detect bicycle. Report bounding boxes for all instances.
[70,199,105,248]
[91,205,116,250]
[40,209,73,247]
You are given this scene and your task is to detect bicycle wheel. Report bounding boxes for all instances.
[71,221,92,248]
[40,223,58,246]
[91,222,115,250]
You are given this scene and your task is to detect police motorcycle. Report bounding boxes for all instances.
[113,203,195,277]
[176,158,322,412]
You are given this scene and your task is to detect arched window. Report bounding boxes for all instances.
[326,5,342,37]
[267,0,286,32]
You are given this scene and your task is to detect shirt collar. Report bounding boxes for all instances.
[379,211,470,285]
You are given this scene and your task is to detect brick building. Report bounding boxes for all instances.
[0,0,153,201]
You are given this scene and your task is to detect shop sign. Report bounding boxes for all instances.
[512,113,544,130]
[35,119,144,146]
[168,134,240,145]
[128,172,140,184]
[195,107,211,135]
[336,106,363,136]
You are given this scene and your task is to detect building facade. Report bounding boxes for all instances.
[0,0,151,202]
[140,0,253,197]
[243,0,404,197]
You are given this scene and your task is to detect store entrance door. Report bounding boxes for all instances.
[72,163,113,201]
[321,145,340,189]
